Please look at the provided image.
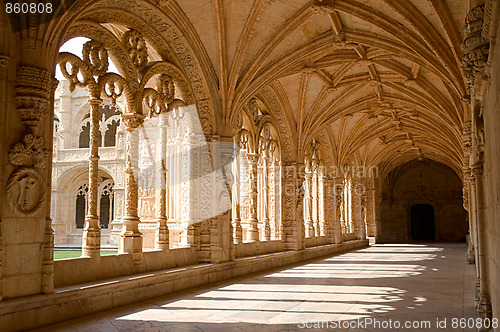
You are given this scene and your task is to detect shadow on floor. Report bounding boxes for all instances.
[34,243,478,332]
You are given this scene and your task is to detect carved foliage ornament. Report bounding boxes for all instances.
[461,5,489,85]
[122,29,148,72]
[9,134,49,168]
[121,113,145,130]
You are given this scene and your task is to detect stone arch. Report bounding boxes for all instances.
[52,165,117,243]
[56,0,218,135]
[379,159,467,242]
[256,86,296,162]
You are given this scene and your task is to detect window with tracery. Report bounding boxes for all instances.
[304,140,325,238]
[75,183,88,229]
[79,104,121,148]
[74,179,114,229]
[233,99,284,244]
[341,170,354,235]
[257,123,281,241]
[99,179,114,229]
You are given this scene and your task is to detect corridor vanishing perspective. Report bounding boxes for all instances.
[1,0,500,330]
[36,244,478,332]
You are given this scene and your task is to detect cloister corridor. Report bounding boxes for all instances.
[34,244,477,332]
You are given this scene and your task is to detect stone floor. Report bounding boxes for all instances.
[35,243,478,331]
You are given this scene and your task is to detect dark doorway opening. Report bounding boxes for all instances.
[99,194,110,229]
[75,195,85,229]
[410,204,435,240]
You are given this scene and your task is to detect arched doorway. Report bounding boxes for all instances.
[410,204,435,241]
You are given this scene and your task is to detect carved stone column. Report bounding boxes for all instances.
[245,153,260,242]
[5,64,55,298]
[304,160,314,238]
[365,183,375,238]
[318,168,326,237]
[155,112,169,250]
[282,162,305,250]
[181,108,199,248]
[374,190,383,242]
[312,164,320,237]
[464,170,476,264]
[324,175,335,243]
[232,137,243,244]
[350,181,360,240]
[461,2,492,320]
[332,177,343,244]
[471,165,492,322]
[82,83,102,258]
[261,154,271,241]
[282,163,295,249]
[119,113,145,266]
[357,179,367,240]
[296,164,306,250]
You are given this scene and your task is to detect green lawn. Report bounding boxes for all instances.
[54,250,118,260]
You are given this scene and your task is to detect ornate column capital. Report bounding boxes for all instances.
[15,66,55,134]
[246,152,260,164]
[122,113,145,131]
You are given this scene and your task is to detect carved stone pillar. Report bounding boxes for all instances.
[332,177,343,244]
[155,112,169,250]
[232,137,243,244]
[324,175,335,243]
[296,164,306,250]
[357,179,367,240]
[119,113,144,266]
[350,182,360,240]
[198,220,211,262]
[261,154,271,241]
[245,153,260,242]
[365,182,375,238]
[471,165,492,322]
[463,170,476,264]
[374,190,383,242]
[82,83,102,258]
[318,169,326,237]
[270,159,281,240]
[181,108,200,247]
[282,162,304,250]
[312,164,320,237]
[304,160,314,238]
[4,64,55,298]
[462,0,492,314]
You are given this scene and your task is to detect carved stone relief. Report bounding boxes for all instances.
[7,168,46,216]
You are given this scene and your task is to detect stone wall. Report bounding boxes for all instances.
[483,20,500,322]
[380,160,467,242]
[0,240,367,331]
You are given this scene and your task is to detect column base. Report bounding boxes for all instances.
[233,219,243,244]
[82,225,101,258]
[119,232,143,254]
[246,219,260,242]
[467,244,476,264]
[477,295,492,331]
[155,219,169,250]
